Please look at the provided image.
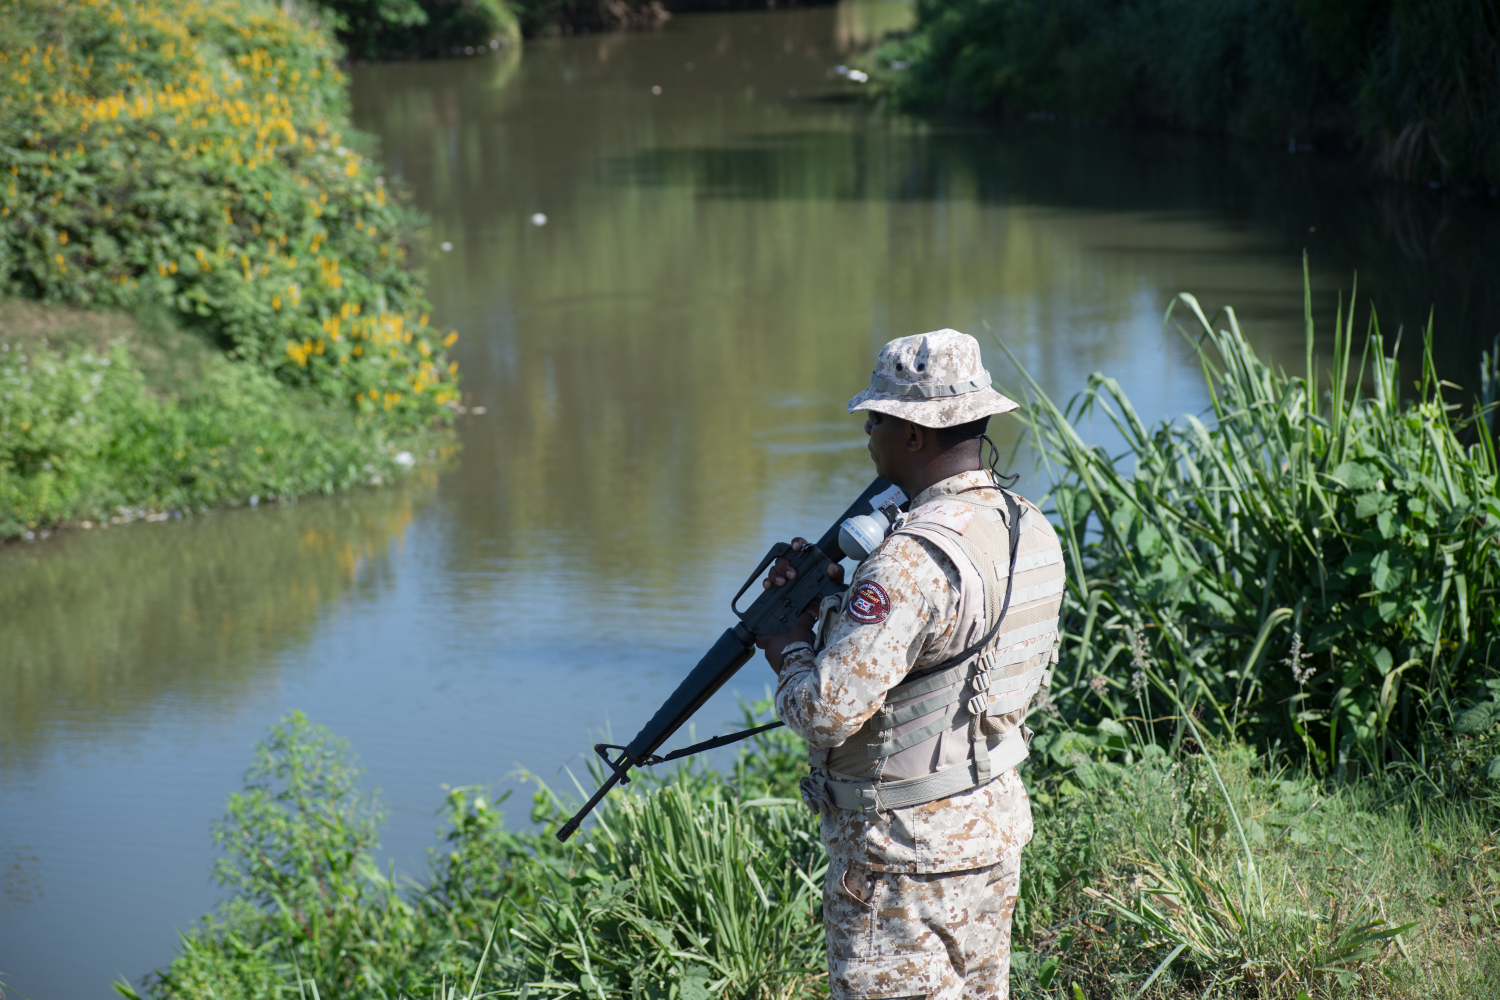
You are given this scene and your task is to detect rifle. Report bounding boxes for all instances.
[555,476,902,842]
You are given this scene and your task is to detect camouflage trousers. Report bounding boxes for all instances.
[824,853,1022,1000]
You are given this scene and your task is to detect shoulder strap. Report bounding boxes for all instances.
[894,489,1022,690]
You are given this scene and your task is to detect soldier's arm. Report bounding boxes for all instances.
[774,535,947,748]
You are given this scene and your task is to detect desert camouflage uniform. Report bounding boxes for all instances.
[776,469,1064,1000]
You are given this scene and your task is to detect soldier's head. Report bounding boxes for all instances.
[846,329,1017,493]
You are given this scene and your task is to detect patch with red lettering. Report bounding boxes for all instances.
[846,580,891,625]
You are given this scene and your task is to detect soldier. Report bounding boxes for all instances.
[756,329,1065,1000]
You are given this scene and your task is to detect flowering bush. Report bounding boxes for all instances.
[0,0,459,429]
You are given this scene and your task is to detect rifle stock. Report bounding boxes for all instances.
[556,476,893,842]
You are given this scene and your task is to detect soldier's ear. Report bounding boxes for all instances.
[905,420,927,453]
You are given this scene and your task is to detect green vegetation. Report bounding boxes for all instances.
[1008,275,1500,781]
[129,288,1500,999]
[311,0,519,59]
[126,709,1499,999]
[0,0,460,537]
[0,299,448,536]
[125,710,828,1000]
[872,0,1500,189]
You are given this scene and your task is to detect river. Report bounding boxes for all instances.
[2,4,1497,996]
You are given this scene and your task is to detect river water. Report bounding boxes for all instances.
[3,5,1497,996]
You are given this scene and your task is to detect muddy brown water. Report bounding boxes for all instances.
[2,4,1497,996]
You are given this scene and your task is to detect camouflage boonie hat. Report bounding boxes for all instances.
[847,329,1018,429]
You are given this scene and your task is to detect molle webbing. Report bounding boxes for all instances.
[817,488,1032,814]
[820,730,1030,812]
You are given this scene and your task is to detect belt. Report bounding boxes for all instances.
[818,728,1030,814]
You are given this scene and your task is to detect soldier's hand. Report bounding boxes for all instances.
[761,537,846,591]
[756,609,818,674]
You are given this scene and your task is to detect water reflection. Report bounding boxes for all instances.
[0,478,433,769]
[346,4,1495,609]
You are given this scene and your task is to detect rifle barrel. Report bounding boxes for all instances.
[555,477,892,842]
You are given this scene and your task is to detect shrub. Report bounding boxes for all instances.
[0,0,460,430]
[0,311,434,535]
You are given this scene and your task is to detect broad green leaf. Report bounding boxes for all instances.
[1332,462,1378,490]
[1355,491,1392,519]
[1135,522,1162,558]
[1370,551,1405,592]
[1454,702,1500,735]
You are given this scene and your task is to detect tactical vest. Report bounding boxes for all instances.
[806,486,1062,814]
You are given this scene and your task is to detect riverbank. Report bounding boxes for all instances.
[0,0,461,539]
[317,0,838,50]
[0,299,447,539]
[125,293,1500,999]
[868,0,1500,191]
[128,710,1500,1000]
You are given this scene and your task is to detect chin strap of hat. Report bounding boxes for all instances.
[980,434,1019,488]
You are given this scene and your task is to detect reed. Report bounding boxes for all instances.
[1003,268,1500,783]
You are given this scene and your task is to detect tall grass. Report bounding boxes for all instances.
[129,711,828,1000]
[131,704,1500,1000]
[1004,271,1500,781]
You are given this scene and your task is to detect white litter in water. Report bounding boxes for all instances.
[651,85,662,95]
[530,213,548,226]
[847,69,869,83]
[394,451,415,468]
[441,241,453,251]
[834,65,849,76]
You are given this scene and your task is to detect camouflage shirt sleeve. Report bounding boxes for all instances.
[775,535,955,748]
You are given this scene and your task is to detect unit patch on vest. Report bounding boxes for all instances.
[846,581,891,624]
